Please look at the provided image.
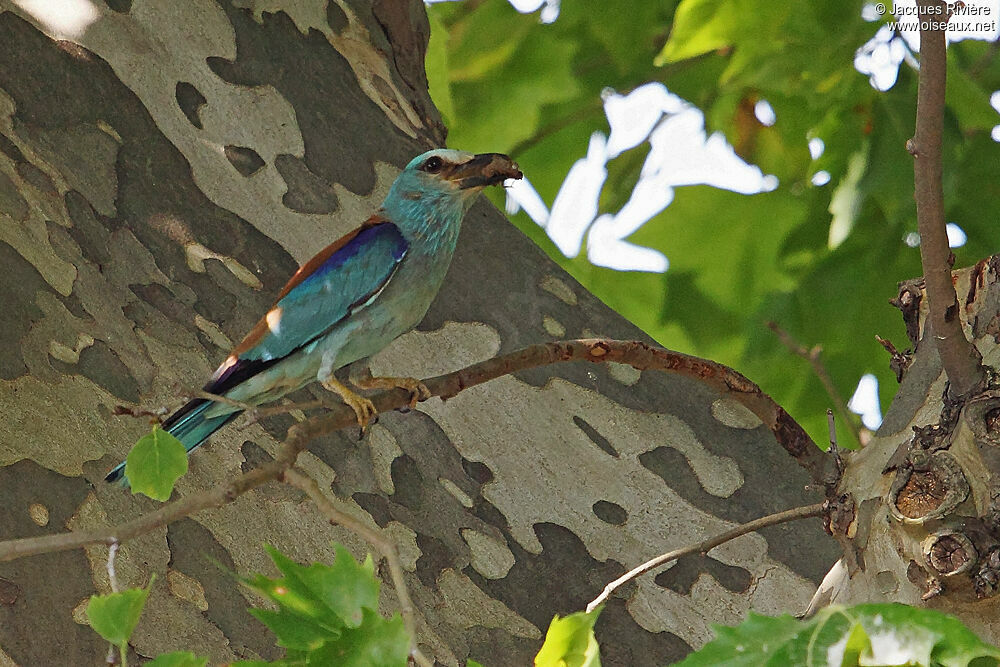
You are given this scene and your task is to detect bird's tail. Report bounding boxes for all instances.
[104,398,242,486]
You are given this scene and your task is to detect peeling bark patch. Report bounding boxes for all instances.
[466,627,543,667]
[573,415,618,458]
[468,523,620,630]
[0,240,49,379]
[599,598,693,666]
[415,533,452,588]
[326,0,349,33]
[129,283,195,329]
[175,81,207,130]
[352,491,392,527]
[65,190,112,264]
[0,132,26,162]
[638,446,831,583]
[653,553,753,595]
[16,161,57,197]
[0,577,20,606]
[21,123,120,215]
[389,454,424,509]
[103,0,133,13]
[1,9,296,341]
[206,6,418,196]
[466,523,687,665]
[0,462,100,663]
[461,457,493,486]
[224,145,265,177]
[592,500,627,525]
[371,0,432,98]
[167,519,280,660]
[0,170,28,219]
[239,440,272,473]
[51,339,140,403]
[273,153,340,213]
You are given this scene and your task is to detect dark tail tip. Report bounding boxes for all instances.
[104,463,127,485]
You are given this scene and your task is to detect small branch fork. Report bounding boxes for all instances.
[767,321,861,445]
[0,338,823,659]
[586,503,826,613]
[910,0,985,399]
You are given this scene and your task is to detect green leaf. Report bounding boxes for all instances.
[306,609,409,667]
[242,543,410,663]
[840,621,870,667]
[247,543,378,629]
[672,612,802,666]
[467,661,486,667]
[657,0,739,63]
[86,578,154,645]
[675,604,1000,666]
[145,652,208,667]
[125,425,187,501]
[248,607,338,651]
[534,607,602,667]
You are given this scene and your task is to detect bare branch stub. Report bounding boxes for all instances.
[912,0,986,399]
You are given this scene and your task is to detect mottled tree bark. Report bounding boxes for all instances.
[0,1,835,664]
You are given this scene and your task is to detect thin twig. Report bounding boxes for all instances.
[585,503,826,613]
[875,334,911,382]
[911,0,985,399]
[188,389,258,412]
[107,541,120,593]
[282,468,432,667]
[825,409,846,491]
[767,321,861,445]
[0,338,821,562]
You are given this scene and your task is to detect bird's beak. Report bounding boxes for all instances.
[449,153,523,190]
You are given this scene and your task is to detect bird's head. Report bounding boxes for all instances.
[383,149,522,230]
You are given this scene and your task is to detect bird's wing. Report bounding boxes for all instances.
[217,217,408,380]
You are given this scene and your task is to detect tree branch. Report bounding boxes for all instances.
[0,338,822,563]
[281,468,432,667]
[911,0,985,398]
[586,502,826,613]
[767,321,861,445]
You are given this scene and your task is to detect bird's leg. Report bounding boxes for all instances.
[349,365,431,412]
[320,376,378,436]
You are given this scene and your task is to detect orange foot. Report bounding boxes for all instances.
[321,376,378,434]
[353,374,431,411]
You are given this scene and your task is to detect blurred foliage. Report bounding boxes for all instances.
[675,603,1000,666]
[534,607,603,667]
[426,0,1000,448]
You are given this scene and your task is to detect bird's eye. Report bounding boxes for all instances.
[422,156,444,173]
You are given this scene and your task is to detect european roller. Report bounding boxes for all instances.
[106,149,521,484]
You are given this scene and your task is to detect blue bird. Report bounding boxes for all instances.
[106,149,521,484]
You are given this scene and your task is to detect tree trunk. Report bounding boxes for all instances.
[0,2,836,664]
[818,257,1000,641]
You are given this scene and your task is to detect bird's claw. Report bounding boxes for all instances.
[399,379,431,411]
[322,378,378,439]
[351,375,430,413]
